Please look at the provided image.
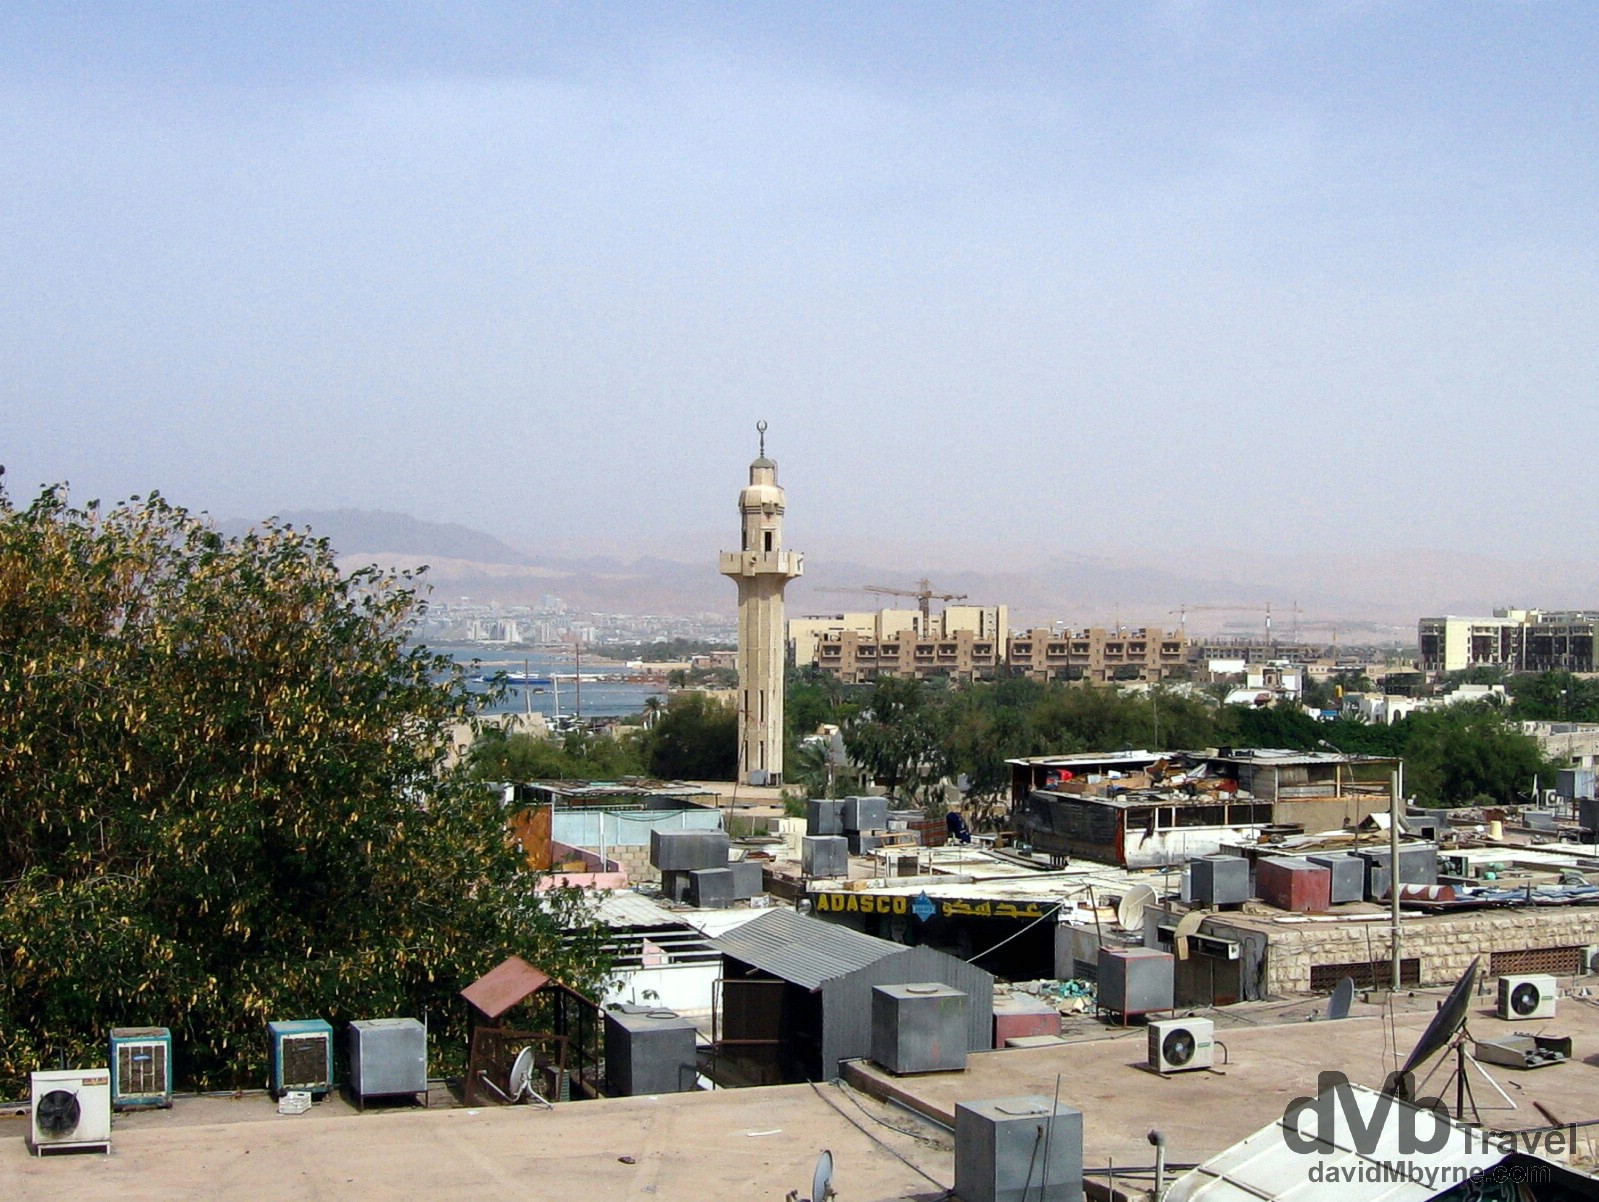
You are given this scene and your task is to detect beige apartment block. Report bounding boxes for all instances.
[813,626,1004,683]
[804,616,1184,685]
[790,605,1005,670]
[1418,607,1599,674]
[788,611,879,668]
[1006,625,1187,684]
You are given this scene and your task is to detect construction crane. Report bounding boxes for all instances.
[1169,603,1281,643]
[815,578,969,624]
[864,579,969,623]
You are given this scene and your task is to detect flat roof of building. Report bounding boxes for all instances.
[3,1082,946,1202]
[846,981,1599,1185]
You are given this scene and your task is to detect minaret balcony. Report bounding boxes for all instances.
[719,550,804,579]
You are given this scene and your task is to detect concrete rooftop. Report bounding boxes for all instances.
[3,1082,952,1202]
[847,983,1599,1194]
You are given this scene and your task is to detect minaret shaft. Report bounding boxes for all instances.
[718,430,803,786]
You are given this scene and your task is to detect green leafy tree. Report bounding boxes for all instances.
[467,726,646,781]
[844,676,952,810]
[0,486,608,1093]
[1401,705,1553,807]
[641,692,737,779]
[1507,671,1599,722]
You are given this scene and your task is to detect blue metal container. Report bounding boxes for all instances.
[109,1026,173,1110]
[266,1019,334,1098]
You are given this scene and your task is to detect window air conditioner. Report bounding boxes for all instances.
[1147,1017,1214,1074]
[1497,974,1558,1021]
[30,1069,112,1155]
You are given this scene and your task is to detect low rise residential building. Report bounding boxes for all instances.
[1008,748,1398,868]
[790,605,1006,671]
[1418,607,1599,673]
[814,626,1004,682]
[1006,625,1187,683]
[1186,635,1327,666]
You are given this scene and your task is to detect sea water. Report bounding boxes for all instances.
[430,643,667,718]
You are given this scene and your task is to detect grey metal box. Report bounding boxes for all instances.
[604,1007,698,1096]
[348,1018,426,1104]
[1581,797,1599,835]
[1357,846,1439,895]
[807,799,845,836]
[729,860,764,898]
[689,867,735,908]
[660,869,692,903]
[871,983,968,1074]
[955,1095,1084,1202]
[802,835,849,877]
[848,832,885,854]
[1365,864,1391,902]
[1307,854,1366,904]
[650,828,729,872]
[1189,856,1250,906]
[844,796,889,832]
[1096,947,1174,1017]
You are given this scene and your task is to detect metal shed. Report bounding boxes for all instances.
[710,909,993,1083]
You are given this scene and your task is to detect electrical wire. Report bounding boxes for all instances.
[831,1080,947,1147]
[967,904,1063,964]
[808,1080,953,1193]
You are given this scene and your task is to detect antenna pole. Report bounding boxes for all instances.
[1390,766,1403,991]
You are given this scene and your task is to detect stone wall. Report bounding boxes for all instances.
[1259,908,1599,996]
[608,846,657,884]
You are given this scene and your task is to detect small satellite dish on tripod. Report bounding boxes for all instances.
[787,1150,836,1202]
[1117,884,1157,932]
[1396,957,1478,1085]
[1325,976,1355,1021]
[504,1046,553,1110]
[1387,957,1512,1122]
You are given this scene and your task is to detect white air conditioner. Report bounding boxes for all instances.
[1147,1017,1214,1074]
[1580,946,1599,976]
[30,1068,112,1155]
[1498,973,1558,1020]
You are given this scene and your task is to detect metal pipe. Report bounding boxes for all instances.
[1148,1129,1167,1202]
[1040,1074,1062,1202]
[1391,766,1403,991]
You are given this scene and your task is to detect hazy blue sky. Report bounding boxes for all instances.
[4,3,1596,564]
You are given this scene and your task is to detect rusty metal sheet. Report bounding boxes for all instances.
[460,956,551,1021]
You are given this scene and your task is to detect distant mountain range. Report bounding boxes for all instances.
[221,508,1599,637]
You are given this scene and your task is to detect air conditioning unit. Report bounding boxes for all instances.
[1580,946,1599,976]
[1498,974,1558,1021]
[110,1026,173,1110]
[1147,1018,1215,1074]
[30,1069,112,1155]
[267,1019,334,1098]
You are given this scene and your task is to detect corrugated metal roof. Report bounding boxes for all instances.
[709,908,904,990]
[1166,1084,1510,1202]
[592,890,688,930]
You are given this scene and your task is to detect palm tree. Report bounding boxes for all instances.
[642,695,664,729]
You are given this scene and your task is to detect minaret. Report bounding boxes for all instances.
[719,421,804,786]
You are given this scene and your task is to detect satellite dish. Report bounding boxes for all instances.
[1117,884,1157,932]
[1398,957,1479,1080]
[811,1150,835,1202]
[1325,976,1355,1021]
[508,1047,535,1101]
